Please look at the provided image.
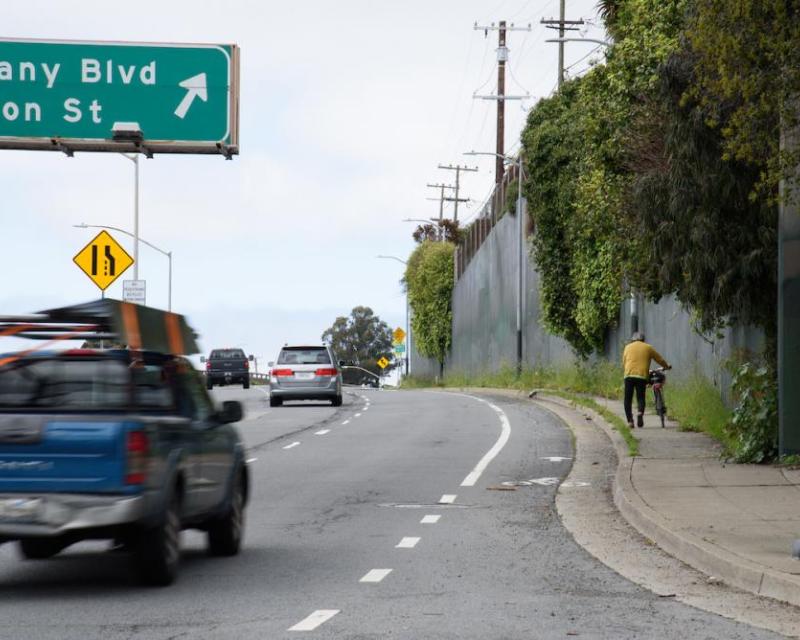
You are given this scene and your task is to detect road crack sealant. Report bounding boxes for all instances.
[245,391,362,455]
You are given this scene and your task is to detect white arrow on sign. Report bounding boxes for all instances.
[174,73,208,119]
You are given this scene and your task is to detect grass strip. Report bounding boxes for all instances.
[535,389,640,457]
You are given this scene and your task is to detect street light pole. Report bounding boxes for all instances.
[464,150,525,375]
[73,223,172,311]
[120,154,140,280]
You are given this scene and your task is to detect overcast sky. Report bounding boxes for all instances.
[0,0,606,365]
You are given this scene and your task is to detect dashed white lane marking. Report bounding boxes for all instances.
[315,429,331,435]
[246,457,258,464]
[363,406,369,411]
[360,568,392,583]
[542,456,571,462]
[421,515,441,524]
[288,609,340,632]
[354,413,362,418]
[283,442,301,450]
[396,537,421,549]
[439,494,457,504]
[342,419,351,425]
[460,396,512,487]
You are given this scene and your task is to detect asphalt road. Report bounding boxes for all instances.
[0,388,787,639]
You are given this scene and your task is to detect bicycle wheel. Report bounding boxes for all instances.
[654,388,666,428]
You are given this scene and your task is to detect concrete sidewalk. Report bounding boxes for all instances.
[574,394,800,607]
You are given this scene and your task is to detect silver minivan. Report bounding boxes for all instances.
[268,345,342,407]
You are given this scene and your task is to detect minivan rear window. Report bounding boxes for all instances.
[277,347,330,365]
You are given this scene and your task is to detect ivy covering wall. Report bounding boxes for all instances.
[521,0,784,356]
[405,241,455,373]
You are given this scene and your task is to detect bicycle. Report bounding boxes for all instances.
[648,366,670,428]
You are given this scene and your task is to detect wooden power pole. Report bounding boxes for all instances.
[474,21,531,185]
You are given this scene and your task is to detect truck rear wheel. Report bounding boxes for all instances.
[243,377,250,390]
[135,492,181,586]
[269,396,282,407]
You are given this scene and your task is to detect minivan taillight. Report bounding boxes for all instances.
[125,430,149,485]
[315,368,338,377]
[272,369,294,377]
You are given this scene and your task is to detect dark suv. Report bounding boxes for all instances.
[203,349,252,390]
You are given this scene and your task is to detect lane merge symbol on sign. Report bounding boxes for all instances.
[73,230,133,291]
[0,38,239,156]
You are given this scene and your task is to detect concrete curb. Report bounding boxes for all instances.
[532,392,800,609]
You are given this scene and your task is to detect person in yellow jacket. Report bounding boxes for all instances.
[622,332,670,428]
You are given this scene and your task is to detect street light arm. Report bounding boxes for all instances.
[376,255,408,265]
[464,150,521,165]
[545,38,610,46]
[73,223,169,257]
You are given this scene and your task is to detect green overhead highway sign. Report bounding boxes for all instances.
[0,38,239,156]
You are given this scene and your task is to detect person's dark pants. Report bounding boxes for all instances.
[624,377,647,424]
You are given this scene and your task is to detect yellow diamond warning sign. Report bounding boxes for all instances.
[393,327,406,344]
[377,356,390,369]
[73,230,134,291]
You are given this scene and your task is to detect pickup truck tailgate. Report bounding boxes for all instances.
[0,415,129,493]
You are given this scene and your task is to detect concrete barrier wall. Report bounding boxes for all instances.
[447,209,763,393]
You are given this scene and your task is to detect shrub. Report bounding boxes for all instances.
[726,361,778,463]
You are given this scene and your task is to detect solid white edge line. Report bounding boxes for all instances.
[360,568,392,583]
[459,396,512,487]
[288,609,340,632]
[421,515,441,524]
[283,441,301,450]
[396,537,421,548]
[439,494,457,504]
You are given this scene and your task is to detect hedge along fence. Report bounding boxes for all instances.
[405,241,455,377]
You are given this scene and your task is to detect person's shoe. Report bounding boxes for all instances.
[637,414,644,428]
[627,421,635,430]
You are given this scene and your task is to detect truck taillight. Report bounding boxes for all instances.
[272,369,294,377]
[205,361,211,371]
[125,430,149,485]
[244,361,249,370]
[315,368,338,377]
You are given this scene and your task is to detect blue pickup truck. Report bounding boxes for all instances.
[0,301,249,586]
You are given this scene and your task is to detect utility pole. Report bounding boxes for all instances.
[438,164,478,222]
[426,183,469,240]
[541,3,585,88]
[426,183,452,226]
[474,21,531,185]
